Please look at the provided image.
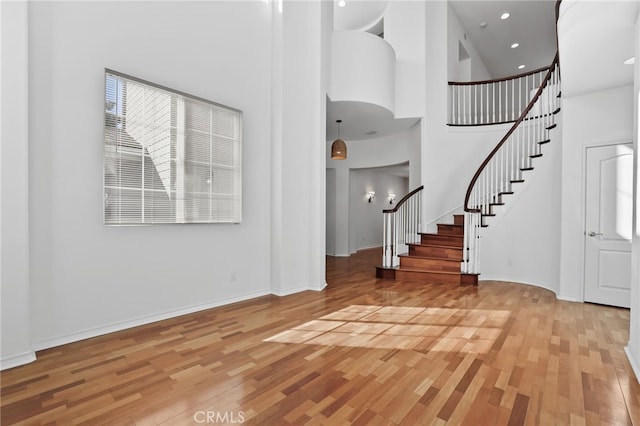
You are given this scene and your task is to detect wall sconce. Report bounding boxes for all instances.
[387,193,396,204]
[367,191,375,203]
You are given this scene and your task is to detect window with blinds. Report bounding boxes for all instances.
[103,70,242,224]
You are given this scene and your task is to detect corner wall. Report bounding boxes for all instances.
[626,8,640,383]
[1,0,35,369]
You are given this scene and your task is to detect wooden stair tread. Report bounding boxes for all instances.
[399,254,462,262]
[393,268,462,276]
[419,232,463,238]
[408,243,463,250]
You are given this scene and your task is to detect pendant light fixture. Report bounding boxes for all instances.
[331,119,347,160]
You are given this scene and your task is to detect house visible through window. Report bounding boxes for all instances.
[103,70,242,224]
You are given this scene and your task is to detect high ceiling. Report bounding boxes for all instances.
[327,0,559,143]
[449,0,558,79]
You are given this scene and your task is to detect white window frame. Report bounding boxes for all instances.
[103,69,242,225]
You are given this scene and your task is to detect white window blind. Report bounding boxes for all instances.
[104,70,242,224]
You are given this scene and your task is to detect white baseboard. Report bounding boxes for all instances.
[31,289,271,352]
[32,283,331,353]
[272,282,326,297]
[479,276,562,299]
[556,294,580,303]
[624,345,640,384]
[0,350,36,371]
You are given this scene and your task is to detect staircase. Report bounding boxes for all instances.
[377,55,560,286]
[377,1,563,285]
[376,214,478,285]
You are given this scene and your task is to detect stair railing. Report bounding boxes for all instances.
[448,66,550,126]
[382,185,423,267]
[463,53,561,274]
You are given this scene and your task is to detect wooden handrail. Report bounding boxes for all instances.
[448,65,551,87]
[463,53,559,213]
[383,185,424,214]
[463,0,562,212]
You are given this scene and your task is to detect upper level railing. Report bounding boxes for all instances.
[382,185,423,267]
[448,67,551,126]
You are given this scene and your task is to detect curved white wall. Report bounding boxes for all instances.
[329,31,396,114]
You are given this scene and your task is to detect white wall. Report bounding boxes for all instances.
[330,31,396,114]
[385,1,426,119]
[349,170,408,252]
[559,85,634,301]
[326,169,337,255]
[1,1,35,369]
[271,0,328,295]
[447,2,491,82]
[480,120,562,293]
[27,1,275,350]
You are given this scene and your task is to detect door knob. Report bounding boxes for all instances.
[588,231,603,237]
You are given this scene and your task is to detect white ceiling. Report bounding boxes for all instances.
[327,0,560,143]
[449,0,558,79]
[326,99,419,141]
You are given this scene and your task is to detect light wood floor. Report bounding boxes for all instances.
[2,248,639,425]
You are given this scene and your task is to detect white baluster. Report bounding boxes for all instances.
[511,78,515,121]
[462,86,467,125]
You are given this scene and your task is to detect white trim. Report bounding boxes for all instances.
[30,285,334,352]
[331,253,351,258]
[625,345,640,384]
[556,294,580,303]
[447,122,511,135]
[581,140,634,305]
[0,350,36,371]
[271,282,327,297]
[31,290,271,351]
[357,243,383,251]
[478,277,561,299]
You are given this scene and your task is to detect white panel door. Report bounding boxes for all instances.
[584,144,634,308]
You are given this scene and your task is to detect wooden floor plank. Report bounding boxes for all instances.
[1,248,638,425]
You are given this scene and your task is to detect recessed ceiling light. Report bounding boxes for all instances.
[501,12,510,20]
[624,56,635,65]
[518,64,525,70]
[338,0,346,7]
[511,42,519,49]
